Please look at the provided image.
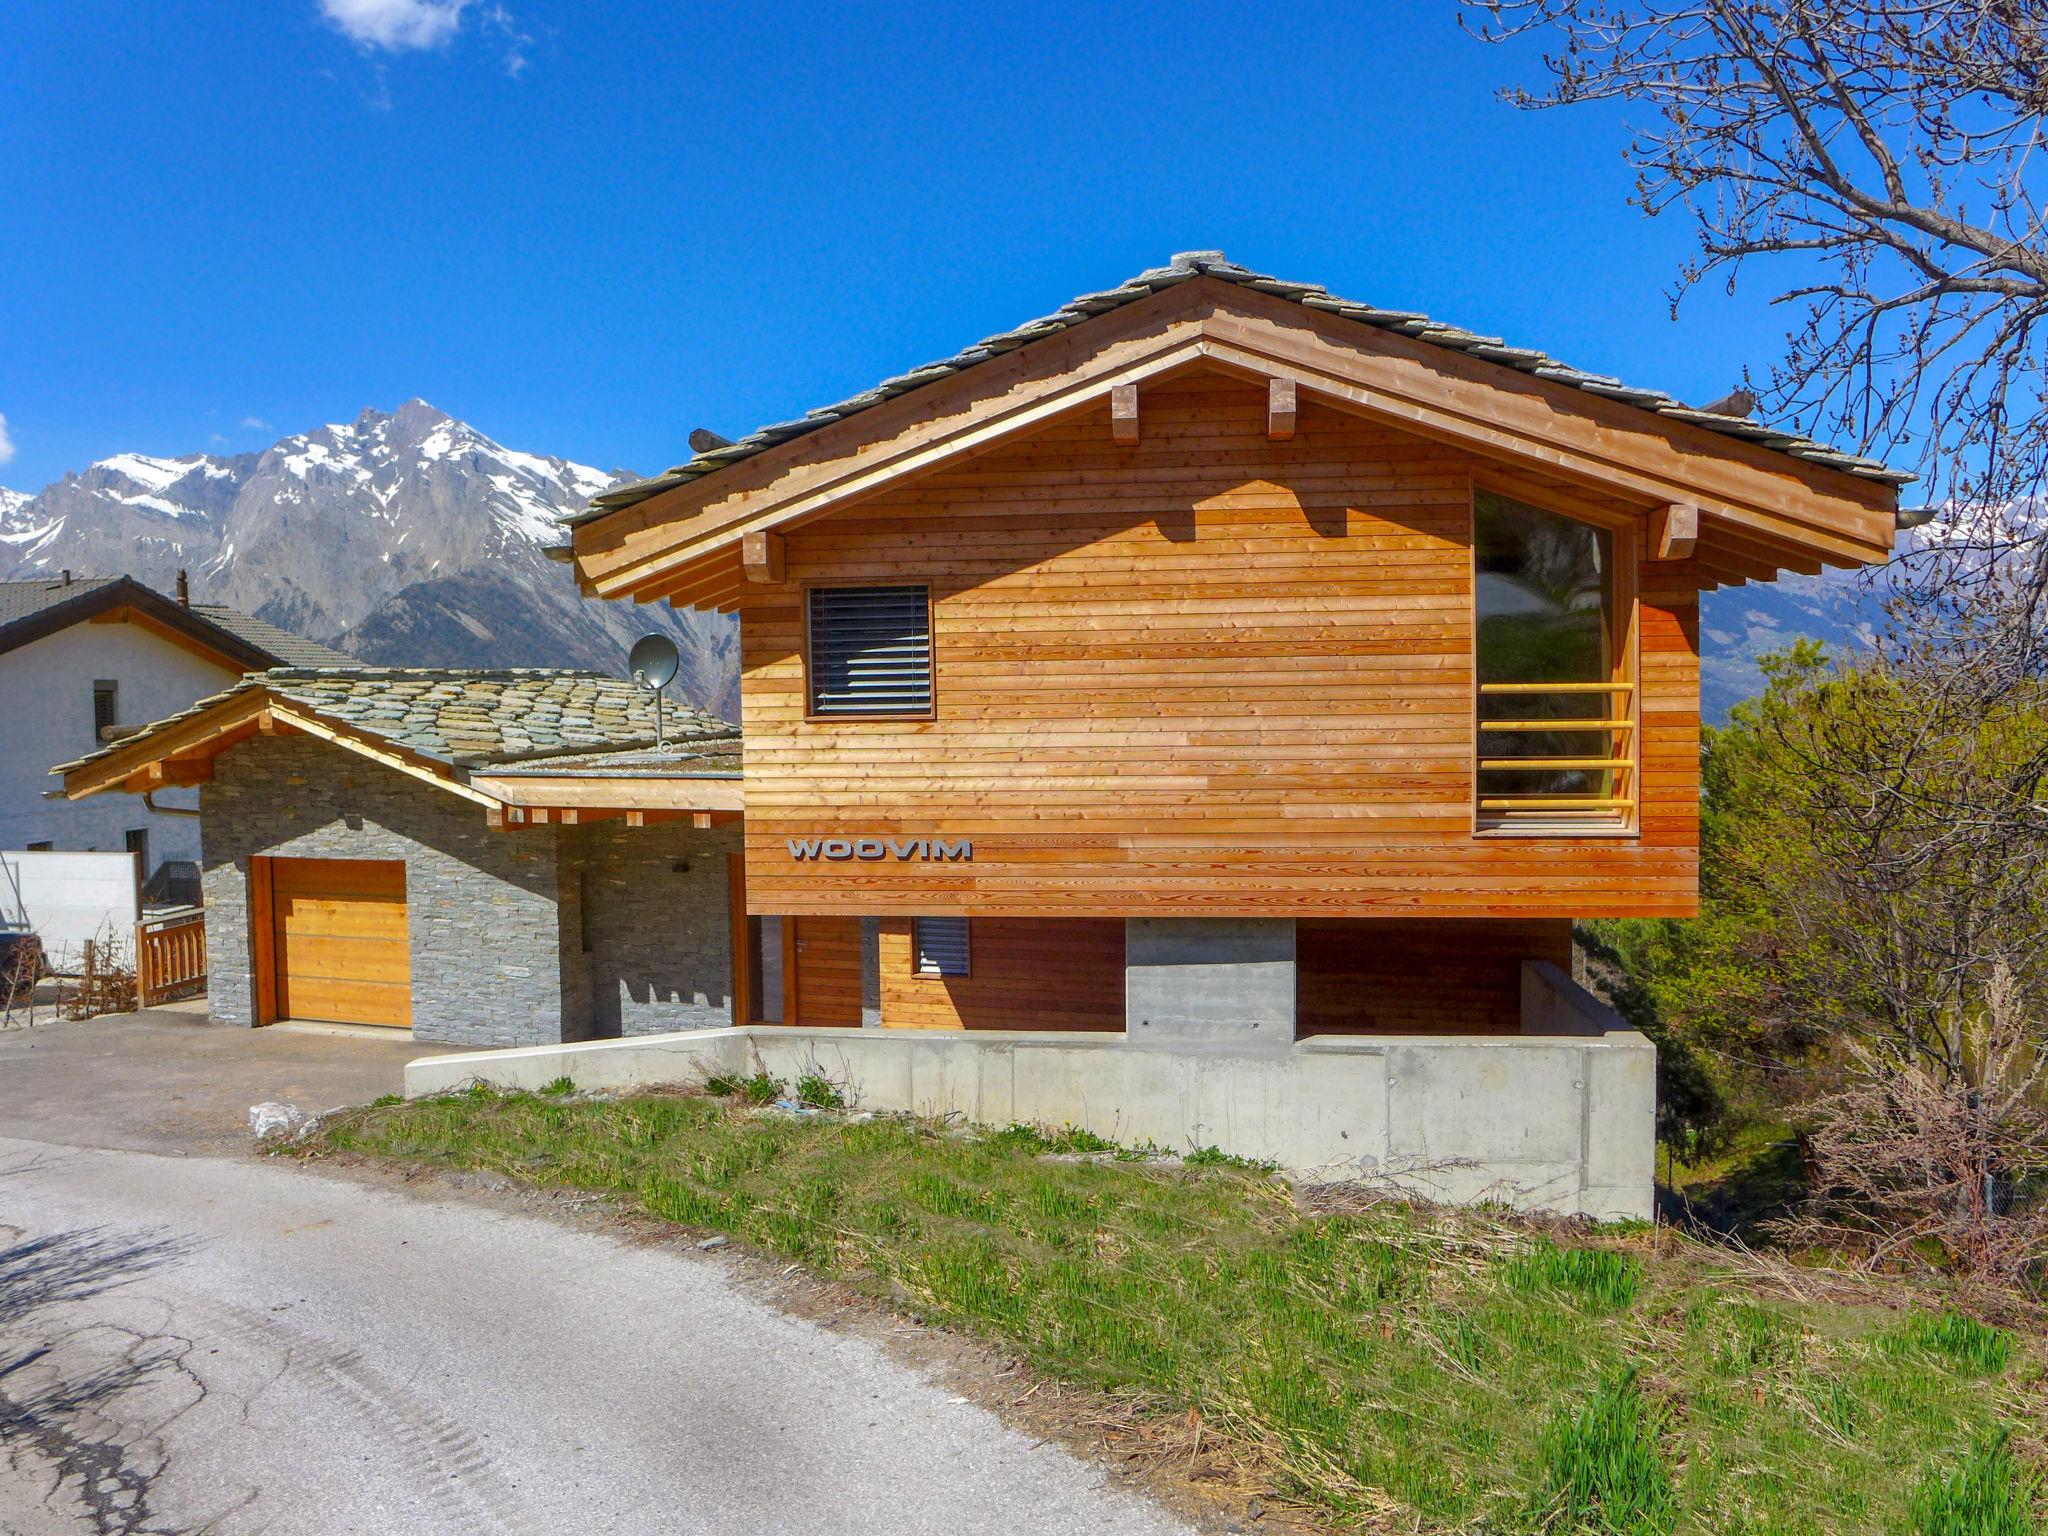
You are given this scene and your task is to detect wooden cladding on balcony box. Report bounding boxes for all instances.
[1297,917,1572,1035]
[738,373,1702,920]
[878,917,1125,1031]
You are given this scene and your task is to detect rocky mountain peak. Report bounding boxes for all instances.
[0,407,737,716]
[386,397,454,449]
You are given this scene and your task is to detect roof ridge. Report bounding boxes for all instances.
[568,250,1910,526]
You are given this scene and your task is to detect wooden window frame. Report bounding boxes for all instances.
[801,581,937,723]
[1468,476,1642,841]
[92,679,118,743]
[912,916,971,979]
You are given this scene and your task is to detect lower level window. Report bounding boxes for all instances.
[913,917,970,977]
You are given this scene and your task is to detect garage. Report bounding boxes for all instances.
[261,856,412,1030]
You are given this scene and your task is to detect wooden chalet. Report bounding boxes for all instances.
[566,251,1903,1043]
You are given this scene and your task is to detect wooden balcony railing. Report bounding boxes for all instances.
[137,907,206,1007]
[1476,682,1637,830]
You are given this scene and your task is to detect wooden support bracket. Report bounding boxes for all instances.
[1266,377,1297,441]
[1653,501,1700,561]
[1110,384,1140,445]
[742,529,785,584]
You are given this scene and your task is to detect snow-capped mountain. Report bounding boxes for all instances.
[0,402,737,716]
[1697,500,2047,719]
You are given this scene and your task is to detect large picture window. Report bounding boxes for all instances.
[1473,491,1634,832]
[806,585,934,717]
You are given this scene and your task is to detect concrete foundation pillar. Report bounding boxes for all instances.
[1124,917,1295,1053]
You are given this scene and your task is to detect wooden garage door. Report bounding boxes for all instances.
[270,857,412,1029]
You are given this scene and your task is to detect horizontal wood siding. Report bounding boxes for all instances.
[1297,917,1572,1036]
[739,373,1701,919]
[878,917,1125,1031]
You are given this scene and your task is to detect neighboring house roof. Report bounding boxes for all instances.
[574,249,1909,527]
[0,575,357,670]
[56,667,743,821]
[185,605,358,668]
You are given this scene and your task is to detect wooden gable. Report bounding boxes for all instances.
[572,277,1899,612]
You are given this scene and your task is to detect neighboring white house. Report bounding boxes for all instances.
[0,573,355,887]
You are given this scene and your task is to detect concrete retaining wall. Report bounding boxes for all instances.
[405,1021,1658,1220]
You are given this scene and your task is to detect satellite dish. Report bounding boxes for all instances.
[628,632,680,690]
[628,633,681,749]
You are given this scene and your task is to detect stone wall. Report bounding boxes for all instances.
[570,819,741,1037]
[200,734,570,1047]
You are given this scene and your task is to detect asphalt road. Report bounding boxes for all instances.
[0,1018,1193,1535]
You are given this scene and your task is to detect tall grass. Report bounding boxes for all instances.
[319,1089,2045,1534]
[1529,1370,1677,1536]
[1909,1433,2042,1536]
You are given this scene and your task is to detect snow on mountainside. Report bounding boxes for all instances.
[1697,500,2047,721]
[0,402,737,717]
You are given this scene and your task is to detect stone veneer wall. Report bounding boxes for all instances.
[200,733,571,1047]
[570,819,742,1037]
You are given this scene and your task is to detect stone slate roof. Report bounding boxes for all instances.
[571,250,1909,527]
[0,575,358,669]
[55,667,740,778]
[187,605,357,668]
[475,742,745,778]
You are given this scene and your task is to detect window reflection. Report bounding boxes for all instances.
[1474,492,1622,819]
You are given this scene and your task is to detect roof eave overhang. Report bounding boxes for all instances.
[0,578,278,671]
[573,278,1900,610]
[60,687,749,823]
[59,688,500,809]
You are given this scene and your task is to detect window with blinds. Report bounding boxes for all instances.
[806,586,933,717]
[913,917,970,977]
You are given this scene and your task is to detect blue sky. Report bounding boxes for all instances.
[0,1,1799,493]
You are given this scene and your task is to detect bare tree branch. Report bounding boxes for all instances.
[1463,0,2048,513]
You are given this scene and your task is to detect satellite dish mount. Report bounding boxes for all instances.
[628,633,682,750]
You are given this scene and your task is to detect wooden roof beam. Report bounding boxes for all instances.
[742,530,785,584]
[1110,384,1140,445]
[1266,377,1297,441]
[1652,502,1698,562]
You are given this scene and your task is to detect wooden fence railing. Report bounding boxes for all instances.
[137,908,206,1007]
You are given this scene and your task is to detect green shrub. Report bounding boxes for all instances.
[1184,1144,1278,1173]
[540,1075,575,1097]
[1502,1238,1643,1312]
[795,1074,845,1110]
[1908,1432,2041,1536]
[702,1074,740,1098]
[1531,1370,1677,1536]
[740,1073,782,1106]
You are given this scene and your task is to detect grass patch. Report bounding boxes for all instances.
[1888,1310,2017,1376]
[1501,1236,1643,1312]
[539,1075,576,1098]
[1909,1432,2043,1536]
[318,1088,2045,1533]
[1529,1369,1676,1536]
